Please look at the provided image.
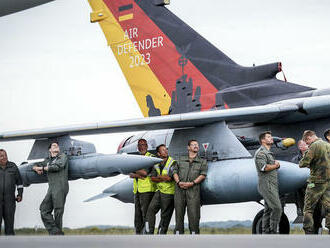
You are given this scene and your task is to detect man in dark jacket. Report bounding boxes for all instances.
[0,149,23,235]
[33,142,69,235]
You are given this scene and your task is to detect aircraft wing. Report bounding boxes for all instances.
[1,95,330,141]
[0,0,55,17]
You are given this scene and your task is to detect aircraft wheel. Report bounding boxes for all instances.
[252,209,290,234]
[252,210,264,234]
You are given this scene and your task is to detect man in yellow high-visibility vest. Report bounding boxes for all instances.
[145,144,176,234]
[129,139,156,234]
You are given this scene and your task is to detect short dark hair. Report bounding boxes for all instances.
[138,138,147,144]
[302,130,316,141]
[0,149,6,154]
[156,144,166,153]
[259,131,272,144]
[324,129,330,141]
[188,139,198,146]
[48,142,59,149]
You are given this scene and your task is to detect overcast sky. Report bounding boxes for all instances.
[0,0,329,228]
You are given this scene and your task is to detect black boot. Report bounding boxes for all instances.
[270,221,279,234]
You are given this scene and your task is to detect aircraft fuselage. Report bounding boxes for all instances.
[112,115,330,205]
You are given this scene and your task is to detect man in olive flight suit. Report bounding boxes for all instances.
[173,139,208,234]
[129,138,156,234]
[0,149,23,235]
[33,142,69,235]
[254,131,282,234]
[299,130,330,234]
[145,144,176,234]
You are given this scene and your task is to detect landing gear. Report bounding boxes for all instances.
[252,209,290,234]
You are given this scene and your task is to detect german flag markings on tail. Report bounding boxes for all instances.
[88,0,219,117]
[118,3,134,22]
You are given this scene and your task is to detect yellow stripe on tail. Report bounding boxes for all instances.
[119,13,134,22]
[88,0,171,117]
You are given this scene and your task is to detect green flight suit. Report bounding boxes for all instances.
[254,145,282,234]
[173,155,207,234]
[145,157,176,234]
[133,152,156,234]
[292,153,323,233]
[0,161,23,235]
[38,153,69,235]
[299,139,330,234]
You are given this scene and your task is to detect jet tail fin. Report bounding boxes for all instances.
[88,0,313,116]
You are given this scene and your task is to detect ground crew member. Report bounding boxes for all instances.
[173,139,207,234]
[291,140,308,164]
[324,129,330,143]
[299,130,330,234]
[145,144,176,234]
[292,140,308,216]
[129,138,156,234]
[32,142,69,235]
[291,140,323,233]
[0,149,23,235]
[254,131,282,234]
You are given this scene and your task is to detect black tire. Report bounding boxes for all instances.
[252,210,264,234]
[252,209,290,234]
[279,213,290,234]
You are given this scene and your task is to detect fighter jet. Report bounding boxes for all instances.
[1,0,329,234]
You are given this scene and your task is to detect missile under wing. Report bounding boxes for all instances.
[13,136,161,186]
[19,153,162,186]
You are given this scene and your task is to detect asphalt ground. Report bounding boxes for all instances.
[0,235,329,248]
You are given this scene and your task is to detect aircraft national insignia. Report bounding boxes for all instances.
[202,143,209,152]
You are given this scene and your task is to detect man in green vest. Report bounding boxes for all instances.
[145,144,176,234]
[299,130,330,234]
[173,140,208,234]
[129,138,156,234]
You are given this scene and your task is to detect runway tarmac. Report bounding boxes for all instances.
[0,235,329,248]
